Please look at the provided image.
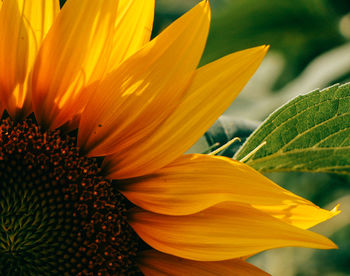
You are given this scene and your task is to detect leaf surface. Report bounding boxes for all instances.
[235,83,350,174]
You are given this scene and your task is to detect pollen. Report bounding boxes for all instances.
[0,116,142,275]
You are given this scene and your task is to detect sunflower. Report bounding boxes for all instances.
[0,0,339,275]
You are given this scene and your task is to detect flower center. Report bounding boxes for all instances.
[0,116,142,275]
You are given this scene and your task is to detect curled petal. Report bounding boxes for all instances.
[130,202,337,261]
[120,154,339,229]
[138,250,270,276]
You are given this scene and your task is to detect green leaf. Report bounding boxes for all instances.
[234,83,350,174]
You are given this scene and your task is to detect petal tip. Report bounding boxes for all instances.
[198,0,211,18]
[327,240,338,250]
[331,203,341,215]
[260,44,270,55]
[314,234,338,250]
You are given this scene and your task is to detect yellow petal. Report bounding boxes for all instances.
[120,154,339,229]
[0,0,59,119]
[78,1,210,156]
[138,250,270,276]
[107,0,155,71]
[104,45,268,179]
[32,0,118,129]
[49,0,155,132]
[129,202,337,261]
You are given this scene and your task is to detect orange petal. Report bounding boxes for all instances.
[120,154,339,229]
[78,0,210,156]
[129,202,337,261]
[56,0,155,132]
[107,0,155,71]
[138,250,270,276]
[104,45,268,179]
[0,103,3,118]
[0,0,59,119]
[32,0,118,129]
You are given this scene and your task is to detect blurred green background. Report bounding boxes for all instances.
[154,0,350,275]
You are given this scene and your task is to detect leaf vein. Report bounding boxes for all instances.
[278,112,350,152]
[258,94,350,149]
[247,146,350,165]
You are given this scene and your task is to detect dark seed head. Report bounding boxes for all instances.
[0,116,142,275]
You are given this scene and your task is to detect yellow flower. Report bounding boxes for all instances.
[0,0,339,275]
